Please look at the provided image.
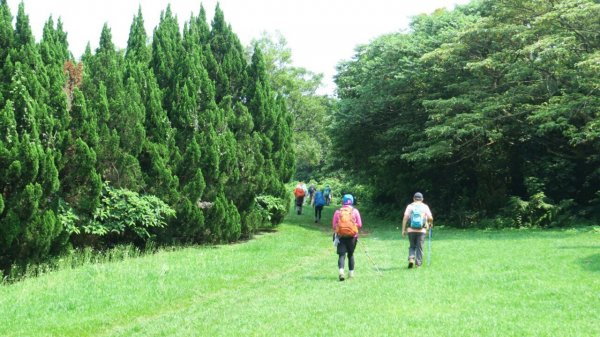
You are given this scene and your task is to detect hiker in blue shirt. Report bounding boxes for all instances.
[324,185,332,206]
[312,187,327,223]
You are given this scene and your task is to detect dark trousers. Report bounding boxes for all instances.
[337,237,357,270]
[408,232,426,266]
[314,205,323,221]
[295,197,304,214]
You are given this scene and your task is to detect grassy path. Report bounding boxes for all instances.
[0,205,599,336]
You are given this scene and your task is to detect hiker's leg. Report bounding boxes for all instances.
[415,232,426,266]
[295,197,301,214]
[338,254,345,269]
[347,238,357,271]
[316,206,323,221]
[408,233,418,260]
[337,240,348,269]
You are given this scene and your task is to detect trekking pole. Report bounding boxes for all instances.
[360,241,382,276]
[427,226,432,266]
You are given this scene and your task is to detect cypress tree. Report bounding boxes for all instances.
[59,137,101,215]
[125,6,150,64]
[0,69,62,269]
[0,0,14,102]
[151,5,183,113]
[68,88,98,149]
[39,16,70,151]
[13,2,32,47]
[119,76,146,156]
[124,9,179,204]
[170,135,205,242]
[209,4,247,103]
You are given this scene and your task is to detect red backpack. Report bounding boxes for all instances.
[336,207,358,237]
[294,186,305,197]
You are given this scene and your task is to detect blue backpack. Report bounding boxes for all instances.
[410,203,427,229]
[314,191,326,207]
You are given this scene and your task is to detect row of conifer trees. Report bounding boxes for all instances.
[0,1,295,271]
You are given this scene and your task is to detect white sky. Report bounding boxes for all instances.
[9,0,471,95]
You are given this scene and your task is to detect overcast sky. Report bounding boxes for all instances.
[8,0,471,95]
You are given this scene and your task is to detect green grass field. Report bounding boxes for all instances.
[1,204,599,337]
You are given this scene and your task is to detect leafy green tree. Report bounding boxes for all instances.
[334,0,600,225]
[250,32,334,179]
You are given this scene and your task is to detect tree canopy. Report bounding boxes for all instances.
[0,1,295,271]
[333,0,600,226]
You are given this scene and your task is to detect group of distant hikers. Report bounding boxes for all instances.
[294,182,433,281]
[293,182,332,220]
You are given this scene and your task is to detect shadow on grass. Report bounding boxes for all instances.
[580,253,600,272]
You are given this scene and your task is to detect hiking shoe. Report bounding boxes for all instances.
[339,274,345,281]
[349,270,354,279]
[408,257,415,269]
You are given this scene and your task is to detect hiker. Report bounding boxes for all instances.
[401,192,433,268]
[324,185,332,206]
[294,182,306,215]
[301,182,308,205]
[312,187,326,223]
[308,183,316,205]
[332,194,363,281]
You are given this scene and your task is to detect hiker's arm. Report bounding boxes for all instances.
[332,211,339,230]
[401,216,408,236]
[427,208,433,228]
[354,209,363,228]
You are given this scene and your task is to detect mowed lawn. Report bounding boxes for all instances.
[1,204,599,337]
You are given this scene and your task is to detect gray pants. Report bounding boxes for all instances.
[408,232,426,266]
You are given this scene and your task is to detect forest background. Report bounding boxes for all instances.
[1,0,599,276]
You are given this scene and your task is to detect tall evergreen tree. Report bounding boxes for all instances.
[0,0,14,103]
[0,68,62,271]
[151,5,183,113]
[59,102,102,219]
[125,6,150,65]
[40,16,70,151]
[209,4,247,102]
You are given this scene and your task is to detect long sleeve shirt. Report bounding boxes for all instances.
[332,205,363,238]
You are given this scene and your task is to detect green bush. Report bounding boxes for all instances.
[499,193,575,228]
[70,183,175,244]
[255,195,287,226]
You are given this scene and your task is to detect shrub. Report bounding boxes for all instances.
[69,183,175,245]
[255,195,287,226]
[500,192,575,228]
